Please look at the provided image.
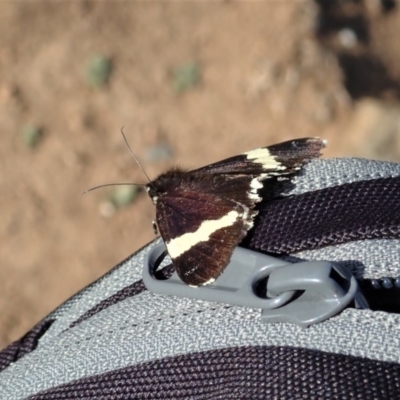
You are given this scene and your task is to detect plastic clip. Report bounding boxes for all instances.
[143,241,368,328]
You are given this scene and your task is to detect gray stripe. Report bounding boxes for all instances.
[287,158,400,194]
[288,239,400,280]
[41,241,159,344]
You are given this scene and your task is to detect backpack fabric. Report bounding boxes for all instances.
[1,157,400,399]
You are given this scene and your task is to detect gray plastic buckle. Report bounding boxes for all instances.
[143,241,368,328]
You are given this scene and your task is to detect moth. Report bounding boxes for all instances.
[143,137,326,287]
[87,135,325,287]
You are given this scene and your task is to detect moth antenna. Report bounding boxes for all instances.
[120,127,153,185]
[82,182,145,196]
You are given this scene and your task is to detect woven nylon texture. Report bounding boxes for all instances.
[0,320,54,374]
[28,345,400,400]
[70,263,174,328]
[247,176,400,253]
[286,158,400,195]
[47,246,148,321]
[70,280,146,328]
[290,239,400,279]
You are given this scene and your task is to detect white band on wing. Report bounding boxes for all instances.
[165,210,240,259]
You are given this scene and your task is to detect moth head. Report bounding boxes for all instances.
[145,168,187,206]
[145,185,158,205]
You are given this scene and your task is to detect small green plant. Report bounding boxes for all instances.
[86,55,112,88]
[109,185,140,209]
[145,143,173,163]
[21,125,42,148]
[173,62,200,93]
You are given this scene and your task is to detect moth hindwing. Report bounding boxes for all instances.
[146,137,326,287]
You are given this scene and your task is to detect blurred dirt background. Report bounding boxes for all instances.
[1,1,400,349]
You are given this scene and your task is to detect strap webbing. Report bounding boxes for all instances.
[245,176,400,253]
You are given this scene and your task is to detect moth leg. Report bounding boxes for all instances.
[152,220,158,235]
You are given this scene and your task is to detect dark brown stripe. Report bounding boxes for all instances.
[28,345,400,399]
[245,176,400,254]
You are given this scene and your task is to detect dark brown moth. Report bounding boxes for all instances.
[144,137,326,287]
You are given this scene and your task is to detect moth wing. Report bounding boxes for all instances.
[155,180,256,286]
[171,221,245,287]
[193,137,325,176]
